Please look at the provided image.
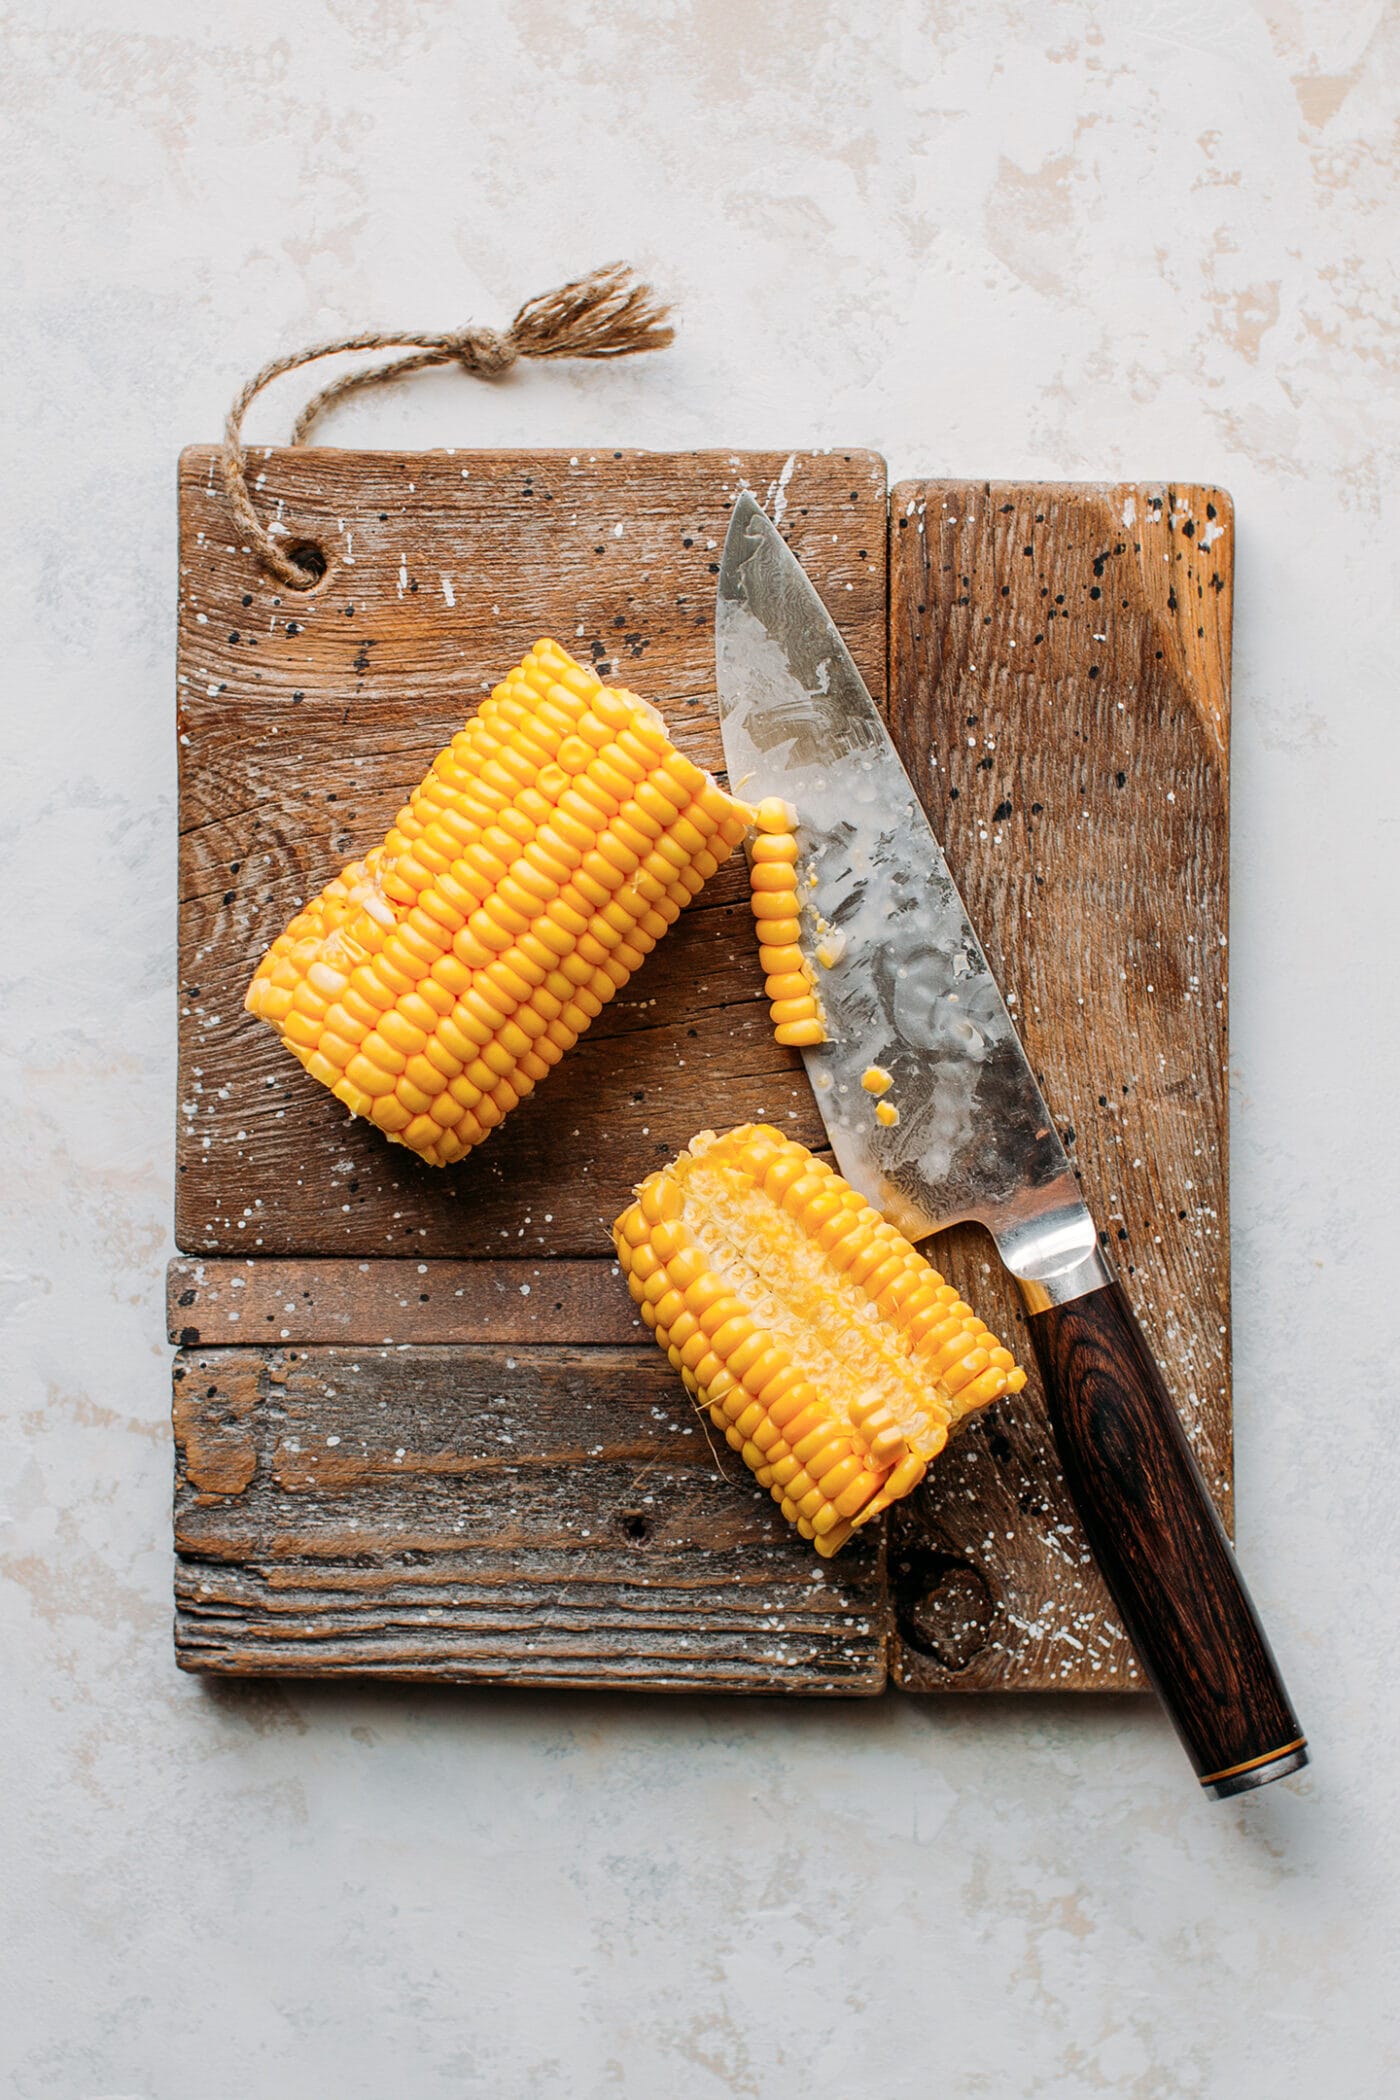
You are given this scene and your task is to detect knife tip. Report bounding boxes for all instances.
[719,490,764,599]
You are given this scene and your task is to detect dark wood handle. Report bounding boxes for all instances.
[1029,1279,1306,1795]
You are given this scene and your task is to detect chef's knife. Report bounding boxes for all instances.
[715,492,1306,1799]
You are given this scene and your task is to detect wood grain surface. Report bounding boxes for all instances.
[172,460,1232,1695]
[172,1343,886,1691]
[176,445,886,1259]
[885,480,1232,1692]
[167,1257,643,1347]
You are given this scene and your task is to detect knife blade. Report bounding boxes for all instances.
[716,493,1103,1307]
[715,492,1307,1798]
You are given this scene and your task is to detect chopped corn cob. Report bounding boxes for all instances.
[748,799,826,1049]
[614,1124,1027,1555]
[246,640,752,1166]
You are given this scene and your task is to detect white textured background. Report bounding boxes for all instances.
[3,3,1397,2094]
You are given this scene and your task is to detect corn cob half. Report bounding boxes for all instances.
[614,1124,1027,1555]
[245,640,752,1166]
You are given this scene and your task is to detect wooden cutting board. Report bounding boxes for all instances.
[171,452,1232,1693]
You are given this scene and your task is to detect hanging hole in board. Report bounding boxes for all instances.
[284,540,329,590]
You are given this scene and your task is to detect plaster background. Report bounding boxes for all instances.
[3,2,1397,2094]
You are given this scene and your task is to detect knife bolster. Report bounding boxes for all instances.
[1000,1205,1113,1313]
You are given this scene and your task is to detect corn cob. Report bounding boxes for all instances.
[614,1124,1027,1555]
[245,640,752,1166]
[748,798,826,1049]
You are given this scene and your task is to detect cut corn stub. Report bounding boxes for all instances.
[613,1125,1028,1557]
[748,809,827,1049]
[245,640,753,1166]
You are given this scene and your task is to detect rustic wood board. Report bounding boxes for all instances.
[172,458,1232,1695]
[174,444,891,1692]
[885,481,1232,1691]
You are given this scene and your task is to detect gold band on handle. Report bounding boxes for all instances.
[1198,1738,1307,1787]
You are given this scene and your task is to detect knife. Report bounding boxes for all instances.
[715,492,1307,1799]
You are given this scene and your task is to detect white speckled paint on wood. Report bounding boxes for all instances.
[2,2,1397,2095]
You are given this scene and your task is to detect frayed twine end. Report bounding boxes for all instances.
[222,264,674,590]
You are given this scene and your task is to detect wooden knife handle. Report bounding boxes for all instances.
[1028,1278,1307,1797]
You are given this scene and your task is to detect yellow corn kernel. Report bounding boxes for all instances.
[246,641,752,1166]
[749,889,801,923]
[749,861,798,893]
[775,1017,828,1048]
[613,1125,1026,1557]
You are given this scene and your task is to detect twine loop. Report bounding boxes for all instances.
[222,263,674,590]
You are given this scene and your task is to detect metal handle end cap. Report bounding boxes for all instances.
[1203,1743,1309,1800]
